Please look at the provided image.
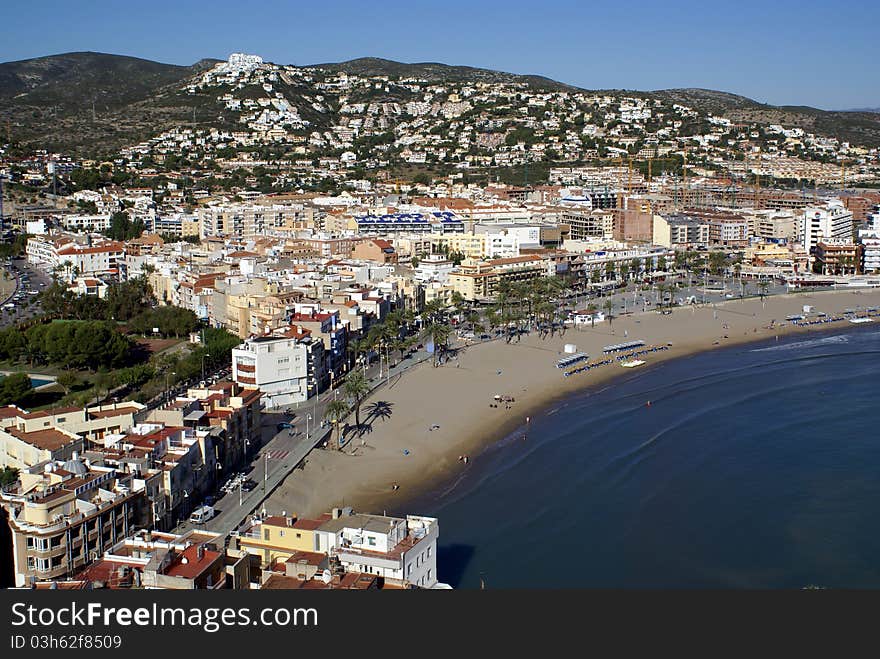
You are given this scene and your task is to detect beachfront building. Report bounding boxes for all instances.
[317,510,440,589]
[799,200,854,255]
[147,382,263,481]
[237,508,441,588]
[231,331,326,408]
[449,255,549,302]
[568,309,606,326]
[236,514,323,567]
[0,455,150,587]
[813,241,863,275]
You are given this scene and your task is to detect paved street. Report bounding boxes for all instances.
[173,412,332,538]
[0,258,49,327]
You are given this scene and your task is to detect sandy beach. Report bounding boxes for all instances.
[266,288,880,519]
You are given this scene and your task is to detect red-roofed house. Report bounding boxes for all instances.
[351,238,398,264]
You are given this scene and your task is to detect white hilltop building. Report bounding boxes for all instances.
[225,53,264,73]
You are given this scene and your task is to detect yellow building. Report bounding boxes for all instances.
[449,256,548,302]
[745,241,794,266]
[237,515,322,567]
[434,233,489,260]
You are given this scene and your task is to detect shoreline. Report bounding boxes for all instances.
[265,288,880,520]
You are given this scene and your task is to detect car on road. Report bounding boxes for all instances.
[189,505,215,524]
[241,478,257,492]
[277,421,294,430]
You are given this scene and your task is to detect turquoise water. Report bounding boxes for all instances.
[0,374,53,388]
[400,326,880,588]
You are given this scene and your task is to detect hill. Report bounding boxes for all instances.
[652,88,880,147]
[312,56,575,91]
[0,52,219,155]
[2,52,880,156]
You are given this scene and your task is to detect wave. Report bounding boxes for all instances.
[751,333,853,352]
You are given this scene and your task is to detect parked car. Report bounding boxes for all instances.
[189,505,215,524]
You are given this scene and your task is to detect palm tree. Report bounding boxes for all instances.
[602,298,614,328]
[323,399,350,451]
[347,338,366,373]
[757,280,770,307]
[585,302,598,328]
[343,371,371,432]
[422,321,452,366]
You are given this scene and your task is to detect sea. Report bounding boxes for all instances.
[399,325,880,588]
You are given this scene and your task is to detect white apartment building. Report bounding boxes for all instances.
[61,214,112,233]
[54,242,125,277]
[414,254,455,284]
[231,333,325,408]
[26,235,75,267]
[313,510,440,588]
[859,212,880,273]
[199,203,312,239]
[799,200,854,254]
[26,235,124,277]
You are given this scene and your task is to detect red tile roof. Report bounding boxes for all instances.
[163,544,221,579]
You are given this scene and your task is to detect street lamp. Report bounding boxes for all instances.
[201,353,210,383]
[306,413,312,443]
[165,370,176,402]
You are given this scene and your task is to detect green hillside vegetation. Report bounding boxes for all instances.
[3,51,879,157]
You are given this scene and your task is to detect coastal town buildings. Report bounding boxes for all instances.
[235,508,441,589]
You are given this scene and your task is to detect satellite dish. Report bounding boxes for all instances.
[321,569,332,584]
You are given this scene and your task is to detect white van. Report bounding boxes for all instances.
[189,505,215,524]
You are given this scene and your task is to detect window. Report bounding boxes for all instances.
[279,530,284,537]
[296,533,301,539]
[368,537,376,546]
[427,546,432,558]
[264,529,270,541]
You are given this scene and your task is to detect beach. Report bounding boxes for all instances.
[266,288,880,519]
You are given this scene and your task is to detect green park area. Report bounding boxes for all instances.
[0,277,240,410]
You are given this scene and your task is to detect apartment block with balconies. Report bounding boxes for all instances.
[1,456,148,587]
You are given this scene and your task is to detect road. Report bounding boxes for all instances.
[171,346,441,539]
[0,258,49,327]
[173,412,332,538]
[564,274,801,319]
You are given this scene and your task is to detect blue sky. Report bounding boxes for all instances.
[3,0,878,110]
